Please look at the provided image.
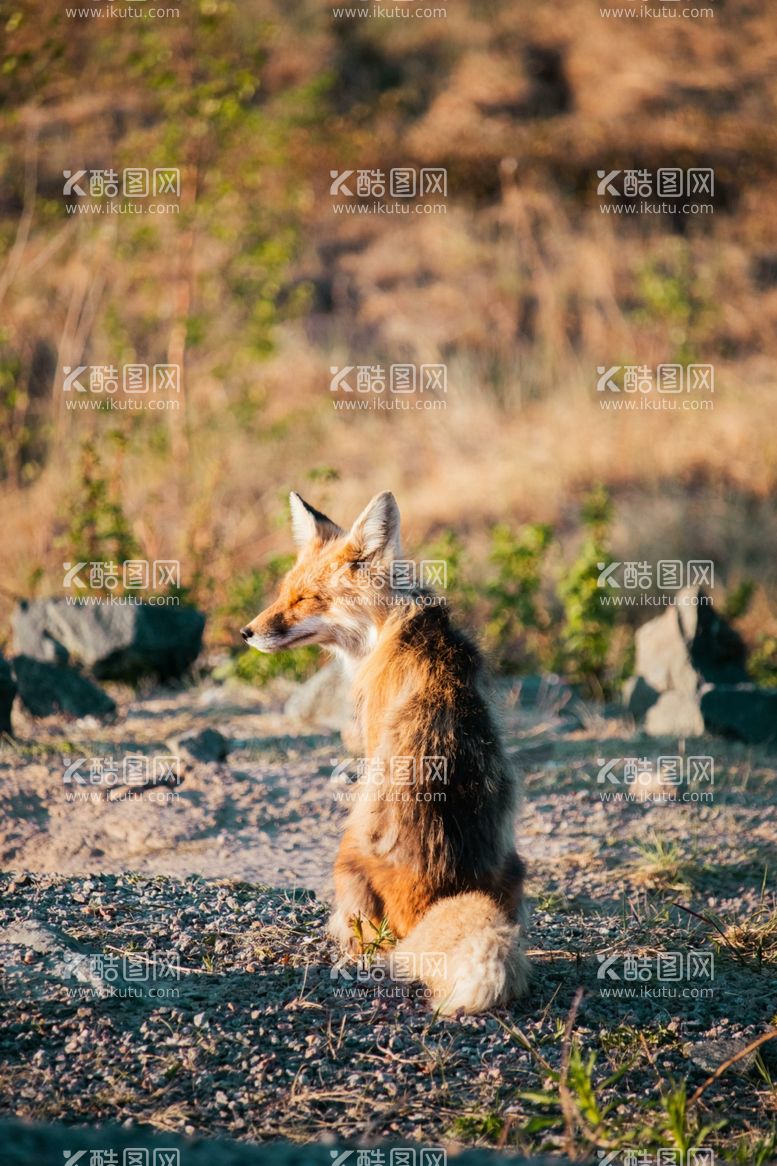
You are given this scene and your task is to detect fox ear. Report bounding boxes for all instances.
[348,491,401,560]
[289,492,342,548]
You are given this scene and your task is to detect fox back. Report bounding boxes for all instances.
[352,597,523,916]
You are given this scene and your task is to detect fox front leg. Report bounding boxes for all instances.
[329,834,384,954]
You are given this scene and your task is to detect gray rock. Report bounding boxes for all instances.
[634,587,748,697]
[12,598,205,681]
[11,656,116,720]
[284,659,353,730]
[622,675,660,721]
[645,690,705,738]
[0,922,109,994]
[700,684,777,744]
[634,604,698,695]
[9,600,69,665]
[628,589,771,741]
[0,651,16,734]
[168,727,230,763]
[685,1035,761,1077]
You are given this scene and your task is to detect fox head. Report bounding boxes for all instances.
[240,491,402,659]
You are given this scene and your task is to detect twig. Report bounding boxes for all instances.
[496,1114,515,1150]
[672,901,747,966]
[497,1018,556,1075]
[688,1030,777,1108]
[526,947,584,958]
[673,901,731,941]
[639,1032,665,1091]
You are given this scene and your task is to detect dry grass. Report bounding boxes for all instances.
[721,903,777,967]
[628,834,707,893]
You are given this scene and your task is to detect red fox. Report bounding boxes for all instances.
[241,491,530,1013]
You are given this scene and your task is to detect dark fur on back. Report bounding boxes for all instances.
[354,596,525,921]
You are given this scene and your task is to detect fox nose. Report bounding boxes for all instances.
[240,626,252,642]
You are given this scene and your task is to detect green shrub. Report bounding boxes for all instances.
[417,497,622,692]
[56,436,141,592]
[416,529,478,623]
[223,645,321,686]
[216,552,322,686]
[484,521,553,671]
[217,556,294,627]
[749,635,777,688]
[556,485,618,696]
[722,579,756,621]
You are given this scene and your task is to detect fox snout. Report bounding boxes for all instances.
[241,595,332,652]
[240,608,294,652]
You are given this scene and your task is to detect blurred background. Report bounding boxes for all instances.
[1,0,776,693]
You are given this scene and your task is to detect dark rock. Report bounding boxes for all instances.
[168,727,230,763]
[0,1119,565,1166]
[12,598,205,681]
[634,587,748,697]
[678,595,749,686]
[0,652,16,734]
[11,656,116,720]
[700,684,777,744]
[622,675,660,720]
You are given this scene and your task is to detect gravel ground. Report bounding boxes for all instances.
[0,677,776,1159]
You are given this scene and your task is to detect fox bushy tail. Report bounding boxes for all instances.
[388,891,531,1015]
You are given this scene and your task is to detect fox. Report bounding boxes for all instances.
[241,491,530,1014]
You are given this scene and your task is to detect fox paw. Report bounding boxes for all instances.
[327,909,361,954]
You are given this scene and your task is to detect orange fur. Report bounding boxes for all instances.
[242,491,531,1012]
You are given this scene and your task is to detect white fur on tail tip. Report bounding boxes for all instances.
[388,891,531,1015]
